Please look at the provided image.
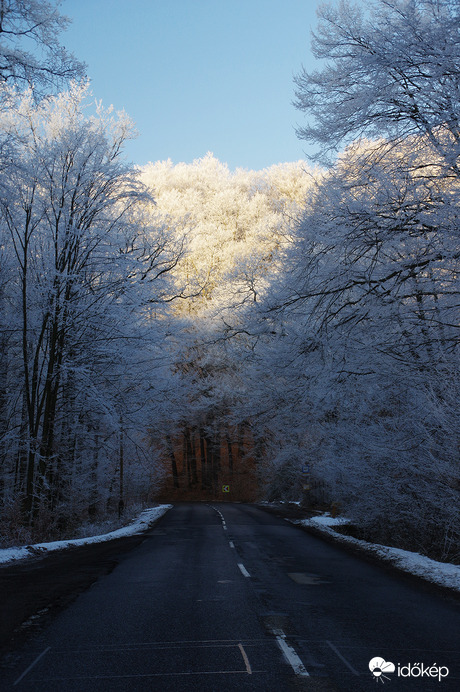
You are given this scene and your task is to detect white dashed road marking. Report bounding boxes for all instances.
[237,563,251,578]
[210,505,227,531]
[272,629,310,677]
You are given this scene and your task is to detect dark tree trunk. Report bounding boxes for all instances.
[211,430,221,491]
[166,434,179,489]
[226,429,234,478]
[200,428,209,490]
[88,432,99,519]
[182,431,191,488]
[118,423,124,518]
[185,426,197,486]
[237,421,246,464]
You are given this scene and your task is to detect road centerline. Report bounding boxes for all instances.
[237,562,251,578]
[272,629,310,677]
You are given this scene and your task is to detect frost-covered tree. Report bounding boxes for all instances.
[140,154,315,311]
[255,135,460,559]
[0,0,85,97]
[0,84,179,530]
[294,0,460,170]
[236,0,460,559]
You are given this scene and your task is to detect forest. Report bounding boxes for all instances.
[0,0,458,564]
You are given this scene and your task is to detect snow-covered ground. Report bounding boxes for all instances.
[295,513,460,594]
[0,505,172,566]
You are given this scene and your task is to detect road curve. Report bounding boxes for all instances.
[0,503,459,691]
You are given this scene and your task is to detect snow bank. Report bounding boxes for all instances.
[296,515,460,593]
[308,513,351,527]
[0,505,172,566]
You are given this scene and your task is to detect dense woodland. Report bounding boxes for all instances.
[0,0,459,563]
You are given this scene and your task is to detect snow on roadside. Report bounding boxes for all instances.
[308,513,350,527]
[0,505,172,566]
[295,514,460,594]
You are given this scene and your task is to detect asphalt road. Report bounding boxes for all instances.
[0,503,459,691]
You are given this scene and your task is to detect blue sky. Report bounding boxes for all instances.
[61,0,321,170]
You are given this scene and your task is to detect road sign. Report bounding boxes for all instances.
[222,485,230,493]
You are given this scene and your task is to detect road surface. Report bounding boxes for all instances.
[0,503,459,690]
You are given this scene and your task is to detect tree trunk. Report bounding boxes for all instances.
[185,426,197,486]
[211,430,221,491]
[237,421,246,464]
[226,429,234,478]
[166,434,179,488]
[88,432,99,519]
[200,428,209,490]
[118,422,124,517]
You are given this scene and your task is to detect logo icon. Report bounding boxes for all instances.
[369,657,395,683]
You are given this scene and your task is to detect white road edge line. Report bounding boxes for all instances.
[237,563,251,577]
[14,646,51,686]
[273,629,310,677]
[238,643,253,674]
[326,640,360,676]
[229,541,235,548]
